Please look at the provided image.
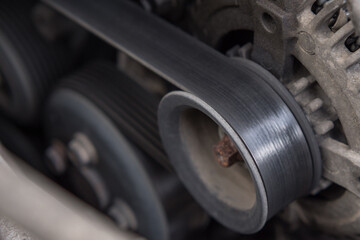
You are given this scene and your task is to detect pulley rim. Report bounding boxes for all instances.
[46,89,170,240]
[158,91,269,233]
[158,59,321,233]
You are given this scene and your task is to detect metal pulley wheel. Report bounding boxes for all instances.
[44,61,207,240]
[0,0,72,124]
[158,58,322,234]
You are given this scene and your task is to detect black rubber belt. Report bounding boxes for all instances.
[43,0,321,233]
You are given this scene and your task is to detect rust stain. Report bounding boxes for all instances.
[213,135,243,168]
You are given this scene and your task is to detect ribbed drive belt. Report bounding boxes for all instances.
[43,0,321,233]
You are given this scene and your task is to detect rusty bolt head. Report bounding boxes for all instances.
[213,135,243,168]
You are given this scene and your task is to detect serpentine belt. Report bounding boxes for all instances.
[42,0,321,233]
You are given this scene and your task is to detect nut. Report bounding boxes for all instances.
[213,135,243,167]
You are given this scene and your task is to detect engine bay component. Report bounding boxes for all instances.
[0,217,38,240]
[53,61,168,168]
[0,144,143,240]
[295,185,360,237]
[43,0,322,233]
[0,0,72,124]
[186,0,360,237]
[45,61,206,240]
[0,0,357,238]
[157,77,319,234]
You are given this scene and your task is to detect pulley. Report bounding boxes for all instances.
[0,0,71,124]
[158,59,321,233]
[44,61,207,240]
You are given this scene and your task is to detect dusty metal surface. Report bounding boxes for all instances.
[294,1,360,234]
[0,217,40,240]
[348,0,360,37]
[0,145,144,240]
[321,138,360,199]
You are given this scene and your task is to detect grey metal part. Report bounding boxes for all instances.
[348,0,360,37]
[294,2,360,234]
[321,138,360,199]
[45,62,208,240]
[188,0,360,235]
[46,89,170,240]
[158,91,269,233]
[291,190,360,237]
[58,61,168,169]
[187,0,303,79]
[250,0,301,78]
[0,217,40,240]
[294,0,360,150]
[0,145,144,240]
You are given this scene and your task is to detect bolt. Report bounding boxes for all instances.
[108,199,138,231]
[68,133,97,166]
[298,31,316,55]
[45,140,67,175]
[213,135,243,168]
